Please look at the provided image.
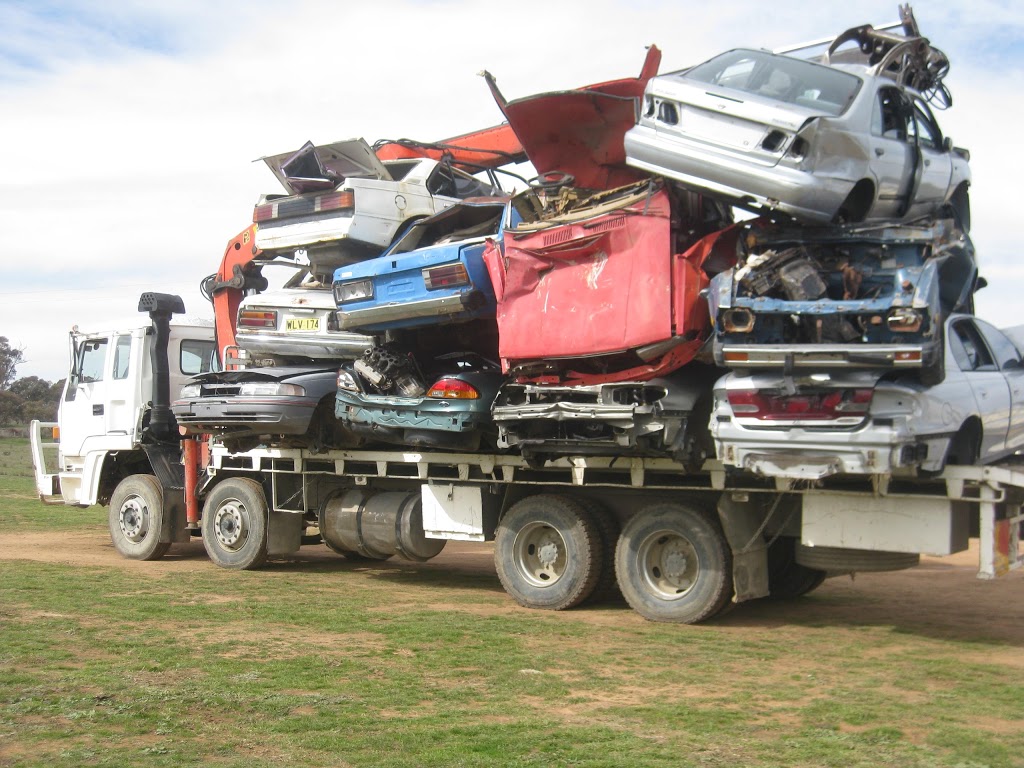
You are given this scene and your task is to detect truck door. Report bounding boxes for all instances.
[58,332,111,463]
[58,330,146,464]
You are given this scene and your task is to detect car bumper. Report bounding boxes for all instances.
[711,418,949,479]
[171,397,318,436]
[335,390,489,434]
[337,290,487,332]
[255,214,357,252]
[235,329,371,360]
[716,343,931,369]
[624,124,849,223]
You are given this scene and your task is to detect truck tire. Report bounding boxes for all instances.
[767,536,827,599]
[108,474,171,561]
[494,495,603,610]
[615,503,732,624]
[579,500,622,604]
[201,478,269,570]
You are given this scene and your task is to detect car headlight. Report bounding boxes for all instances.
[179,383,202,399]
[336,370,360,392]
[237,382,305,397]
[334,278,374,304]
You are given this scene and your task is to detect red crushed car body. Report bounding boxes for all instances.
[483,182,739,386]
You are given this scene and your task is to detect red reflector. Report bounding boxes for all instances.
[317,190,355,212]
[238,310,278,328]
[727,388,873,420]
[423,263,470,290]
[723,351,749,363]
[253,203,275,223]
[427,378,479,399]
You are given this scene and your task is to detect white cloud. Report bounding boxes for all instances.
[0,0,1018,380]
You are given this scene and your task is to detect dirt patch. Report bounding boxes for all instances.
[1,528,1022,645]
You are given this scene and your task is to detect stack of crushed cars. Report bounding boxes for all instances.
[177,6,1024,484]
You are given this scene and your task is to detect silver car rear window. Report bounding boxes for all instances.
[679,49,862,116]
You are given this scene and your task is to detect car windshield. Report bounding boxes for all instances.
[679,49,862,117]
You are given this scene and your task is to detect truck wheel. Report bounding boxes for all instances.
[108,474,171,561]
[494,495,602,610]
[767,536,827,599]
[615,503,732,624]
[201,478,269,570]
[579,500,621,604]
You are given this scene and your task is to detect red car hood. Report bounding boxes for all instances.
[483,46,661,191]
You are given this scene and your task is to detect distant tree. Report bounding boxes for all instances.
[0,390,23,425]
[10,376,51,402]
[0,337,24,390]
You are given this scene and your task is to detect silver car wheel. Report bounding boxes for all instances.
[512,521,567,587]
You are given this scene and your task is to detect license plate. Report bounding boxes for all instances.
[285,318,320,332]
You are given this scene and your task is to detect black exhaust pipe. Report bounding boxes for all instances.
[138,292,185,443]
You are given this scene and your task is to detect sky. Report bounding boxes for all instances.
[1,0,1022,382]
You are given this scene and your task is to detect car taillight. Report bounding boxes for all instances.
[252,191,355,223]
[427,378,479,399]
[888,308,923,333]
[727,388,872,420]
[237,310,277,328]
[423,263,470,290]
[334,278,373,304]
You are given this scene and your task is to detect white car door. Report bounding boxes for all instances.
[906,98,953,210]
[949,319,1012,460]
[975,319,1024,451]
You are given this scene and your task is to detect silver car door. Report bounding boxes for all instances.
[950,319,1012,460]
[975,319,1024,451]
[907,98,953,209]
[868,86,914,217]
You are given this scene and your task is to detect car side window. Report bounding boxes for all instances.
[874,88,909,140]
[974,320,1022,371]
[910,100,941,150]
[951,321,997,372]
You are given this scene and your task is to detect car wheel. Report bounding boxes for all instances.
[945,421,981,467]
[494,494,603,610]
[615,503,732,624]
[201,477,269,570]
[108,474,171,561]
[946,184,971,233]
[834,180,874,224]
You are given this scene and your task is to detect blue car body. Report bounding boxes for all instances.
[332,199,518,333]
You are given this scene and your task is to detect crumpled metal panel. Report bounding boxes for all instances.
[482,186,733,385]
[483,46,661,191]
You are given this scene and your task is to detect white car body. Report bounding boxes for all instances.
[253,138,502,269]
[711,315,1024,480]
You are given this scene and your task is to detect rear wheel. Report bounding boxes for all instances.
[945,421,981,467]
[494,495,602,610]
[946,184,971,232]
[108,474,170,561]
[615,503,732,623]
[766,536,827,599]
[201,478,269,570]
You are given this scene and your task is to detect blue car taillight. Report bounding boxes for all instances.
[423,263,470,290]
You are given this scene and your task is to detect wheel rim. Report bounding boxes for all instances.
[512,522,567,587]
[213,499,250,551]
[118,495,150,543]
[636,529,699,600]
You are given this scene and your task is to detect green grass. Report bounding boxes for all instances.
[1,437,1022,767]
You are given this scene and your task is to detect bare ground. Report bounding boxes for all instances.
[1,526,1021,644]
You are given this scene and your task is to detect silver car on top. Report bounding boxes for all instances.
[624,45,971,228]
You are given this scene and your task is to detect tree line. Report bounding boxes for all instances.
[0,337,63,426]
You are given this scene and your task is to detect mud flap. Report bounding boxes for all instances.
[159,487,191,544]
[716,494,770,603]
[268,510,302,556]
